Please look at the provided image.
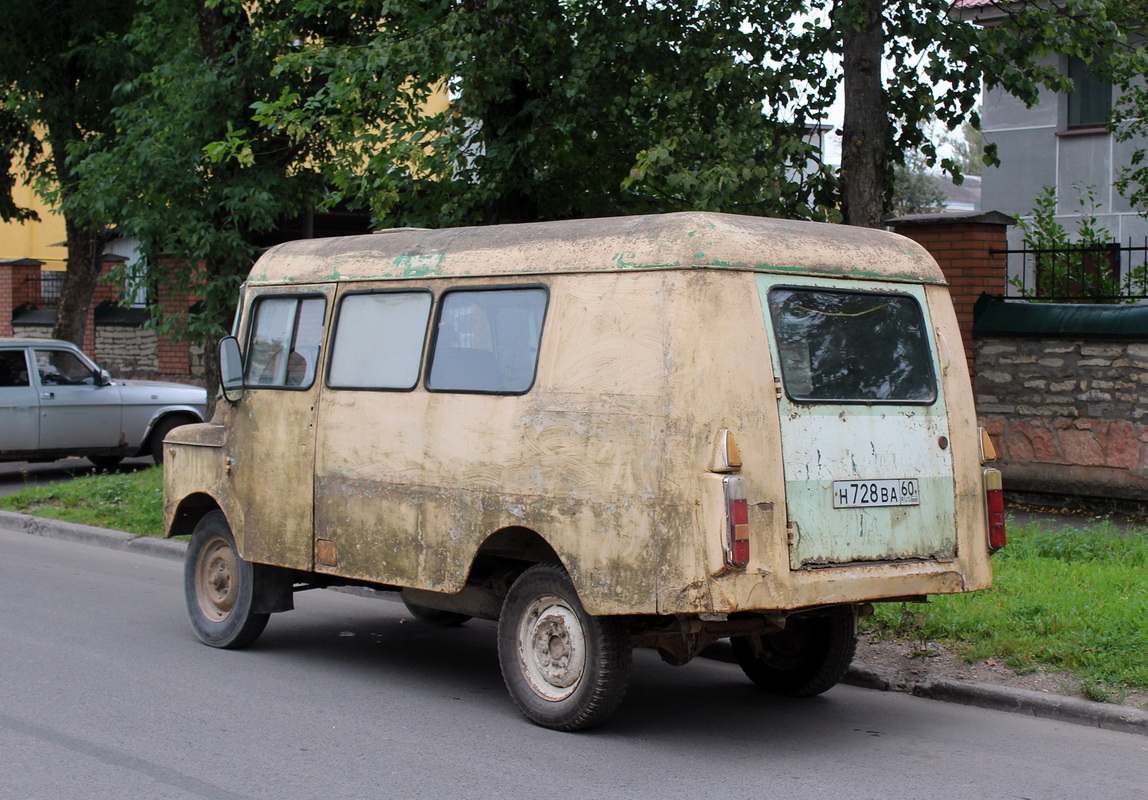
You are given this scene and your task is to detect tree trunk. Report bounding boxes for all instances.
[840,0,888,229]
[52,217,106,347]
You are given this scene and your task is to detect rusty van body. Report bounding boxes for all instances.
[165,211,1004,730]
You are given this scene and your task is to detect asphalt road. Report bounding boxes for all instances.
[3,528,1147,800]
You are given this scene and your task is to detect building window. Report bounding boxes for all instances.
[1066,56,1111,129]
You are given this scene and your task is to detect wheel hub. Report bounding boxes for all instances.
[195,536,239,622]
[518,595,586,701]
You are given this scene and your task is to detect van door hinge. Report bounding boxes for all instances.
[774,377,782,400]
[786,522,796,546]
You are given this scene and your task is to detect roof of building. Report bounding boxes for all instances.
[949,0,1009,23]
[248,211,946,286]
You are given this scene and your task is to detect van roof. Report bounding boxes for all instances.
[248,211,946,286]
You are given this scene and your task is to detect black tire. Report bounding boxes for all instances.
[731,611,857,697]
[88,455,123,470]
[497,563,631,731]
[184,510,269,649]
[149,414,196,465]
[402,596,471,627]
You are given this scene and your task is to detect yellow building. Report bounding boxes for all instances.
[0,182,68,270]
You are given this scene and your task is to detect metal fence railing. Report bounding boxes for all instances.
[37,271,65,305]
[994,240,1148,302]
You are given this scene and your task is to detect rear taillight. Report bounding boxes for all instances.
[724,475,750,568]
[983,467,1006,552]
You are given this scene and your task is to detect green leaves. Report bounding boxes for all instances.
[9,0,1148,350]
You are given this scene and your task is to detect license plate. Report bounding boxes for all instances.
[832,479,920,508]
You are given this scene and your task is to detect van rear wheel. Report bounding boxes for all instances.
[731,612,857,697]
[498,563,631,731]
[184,511,269,649]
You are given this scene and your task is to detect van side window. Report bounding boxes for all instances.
[328,291,432,390]
[245,296,326,388]
[769,288,936,404]
[427,288,547,394]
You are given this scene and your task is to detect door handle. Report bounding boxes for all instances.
[40,391,55,399]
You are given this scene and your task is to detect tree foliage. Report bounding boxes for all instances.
[890,151,946,217]
[73,0,330,368]
[947,122,984,178]
[231,0,842,227]
[210,0,1146,229]
[0,0,138,345]
[9,0,1148,360]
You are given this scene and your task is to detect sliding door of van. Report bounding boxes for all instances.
[756,275,956,569]
[228,289,331,569]
[312,285,548,588]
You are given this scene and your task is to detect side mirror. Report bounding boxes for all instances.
[96,369,112,386]
[219,336,245,403]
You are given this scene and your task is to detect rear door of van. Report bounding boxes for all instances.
[756,275,956,569]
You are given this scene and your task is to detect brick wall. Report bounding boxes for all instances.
[888,211,1013,375]
[0,258,44,338]
[2,256,204,384]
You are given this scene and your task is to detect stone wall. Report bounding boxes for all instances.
[12,322,205,384]
[976,336,1148,504]
[2,256,205,385]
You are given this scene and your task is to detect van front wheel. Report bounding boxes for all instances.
[184,511,269,649]
[731,612,857,697]
[498,564,631,731]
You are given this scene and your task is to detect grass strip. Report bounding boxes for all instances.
[0,465,164,536]
[866,517,1148,699]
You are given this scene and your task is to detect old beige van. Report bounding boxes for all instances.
[165,211,1005,730]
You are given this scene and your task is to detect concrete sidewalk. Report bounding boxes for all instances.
[3,507,1146,738]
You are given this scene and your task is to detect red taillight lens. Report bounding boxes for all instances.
[724,476,750,568]
[983,468,1006,552]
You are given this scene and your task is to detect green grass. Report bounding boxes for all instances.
[0,466,165,536]
[866,517,1148,698]
[3,470,1146,696]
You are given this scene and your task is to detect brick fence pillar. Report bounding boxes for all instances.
[887,211,1013,376]
[84,254,128,353]
[155,257,204,378]
[0,258,45,338]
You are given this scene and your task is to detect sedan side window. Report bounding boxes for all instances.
[33,349,99,386]
[0,351,30,387]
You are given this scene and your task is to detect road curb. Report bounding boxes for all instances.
[0,509,187,562]
[845,665,1148,737]
[5,509,1148,736]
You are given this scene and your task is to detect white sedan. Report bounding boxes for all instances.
[0,338,207,467]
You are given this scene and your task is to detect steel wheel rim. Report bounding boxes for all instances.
[516,594,586,702]
[195,535,239,623]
